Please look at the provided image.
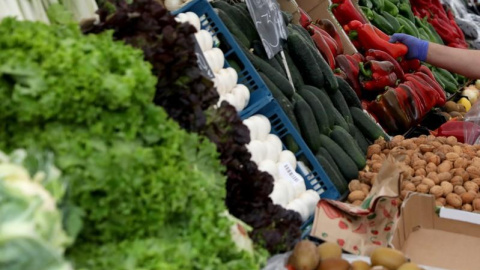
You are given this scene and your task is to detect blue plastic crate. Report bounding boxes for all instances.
[173,0,272,117]
[242,99,343,201]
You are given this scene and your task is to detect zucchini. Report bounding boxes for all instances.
[349,123,370,155]
[330,90,353,124]
[287,31,325,89]
[259,72,300,130]
[298,89,330,135]
[317,147,345,182]
[319,134,359,180]
[216,9,250,48]
[283,50,304,89]
[350,107,388,141]
[302,85,335,129]
[330,126,366,170]
[315,154,348,195]
[294,95,322,152]
[337,77,362,108]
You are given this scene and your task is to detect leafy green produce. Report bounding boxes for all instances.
[0,149,72,270]
[0,18,265,269]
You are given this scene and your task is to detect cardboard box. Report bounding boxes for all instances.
[295,0,358,54]
[392,193,480,270]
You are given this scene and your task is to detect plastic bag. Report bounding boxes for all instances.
[462,100,480,144]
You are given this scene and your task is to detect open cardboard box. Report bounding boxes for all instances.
[392,193,480,270]
[295,0,358,54]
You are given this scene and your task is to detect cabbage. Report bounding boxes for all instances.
[0,149,72,270]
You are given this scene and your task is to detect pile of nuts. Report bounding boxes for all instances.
[348,135,480,212]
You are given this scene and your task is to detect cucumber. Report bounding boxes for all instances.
[330,126,366,170]
[294,95,322,152]
[317,147,345,182]
[330,90,353,124]
[298,89,331,135]
[319,134,359,180]
[283,50,304,89]
[252,40,287,77]
[259,72,300,130]
[350,107,388,141]
[315,154,348,194]
[302,85,335,128]
[216,9,250,48]
[333,107,350,132]
[231,3,260,42]
[284,134,300,153]
[349,123,370,155]
[337,77,362,109]
[242,47,295,99]
[287,31,325,89]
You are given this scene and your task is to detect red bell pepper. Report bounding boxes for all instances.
[352,52,365,63]
[315,19,344,55]
[394,85,418,123]
[365,49,405,81]
[331,0,367,26]
[359,60,398,92]
[308,25,336,70]
[399,58,421,73]
[383,87,412,131]
[434,120,480,143]
[399,81,427,118]
[317,27,341,56]
[368,93,401,134]
[418,65,435,80]
[344,20,408,59]
[299,8,311,28]
[414,71,446,106]
[336,54,362,97]
[404,74,437,110]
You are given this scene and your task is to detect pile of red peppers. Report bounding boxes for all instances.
[410,0,468,48]
[333,21,447,134]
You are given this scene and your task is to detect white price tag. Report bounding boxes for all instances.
[278,162,303,186]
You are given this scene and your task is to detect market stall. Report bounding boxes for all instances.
[1,0,480,269]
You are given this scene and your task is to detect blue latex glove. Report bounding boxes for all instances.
[389,33,429,61]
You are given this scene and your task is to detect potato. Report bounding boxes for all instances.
[441,181,454,196]
[464,181,479,193]
[317,242,342,260]
[430,185,443,198]
[437,161,453,173]
[348,180,362,192]
[450,176,464,187]
[351,260,371,270]
[370,247,407,270]
[416,184,429,194]
[462,204,473,212]
[461,192,476,204]
[398,262,422,270]
[437,172,452,182]
[473,198,480,211]
[349,190,366,202]
[288,240,320,270]
[454,185,467,195]
[446,193,462,208]
[427,172,440,184]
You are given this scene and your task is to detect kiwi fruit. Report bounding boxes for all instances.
[370,247,407,270]
[351,260,371,270]
[317,242,342,260]
[439,112,452,120]
[449,111,464,120]
[444,101,458,112]
[457,103,467,112]
[397,262,422,270]
[288,240,320,270]
[316,258,351,270]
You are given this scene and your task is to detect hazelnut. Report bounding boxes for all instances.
[441,181,454,196]
[446,193,462,208]
[416,184,429,194]
[464,181,479,193]
[461,192,476,204]
[462,204,473,212]
[429,185,443,198]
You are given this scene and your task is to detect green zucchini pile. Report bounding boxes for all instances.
[212,0,387,194]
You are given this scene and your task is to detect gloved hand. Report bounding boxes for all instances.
[389,33,429,61]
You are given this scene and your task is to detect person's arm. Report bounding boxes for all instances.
[390,33,480,79]
[426,42,480,79]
